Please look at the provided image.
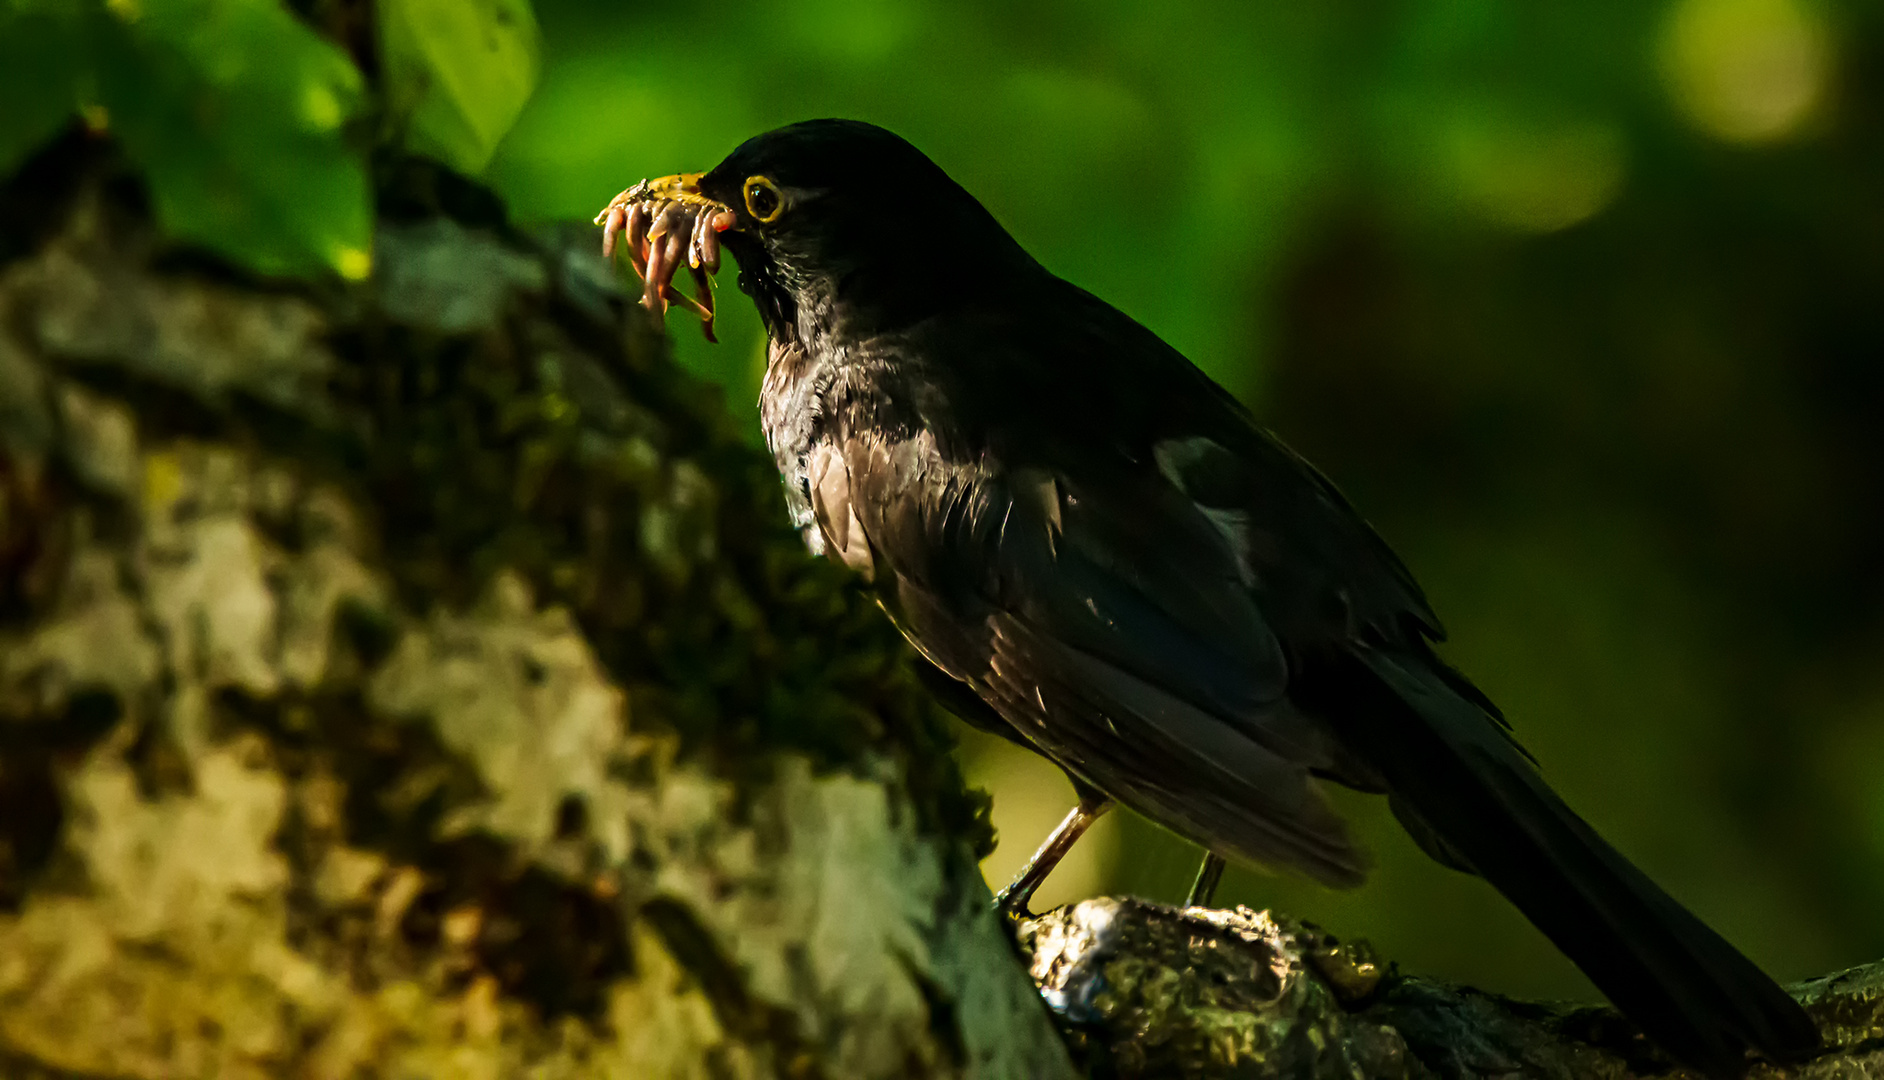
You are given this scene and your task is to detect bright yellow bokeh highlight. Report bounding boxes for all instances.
[332,245,373,281]
[1661,0,1830,143]
[301,83,344,132]
[1449,116,1627,233]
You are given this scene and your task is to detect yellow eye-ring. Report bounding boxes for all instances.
[744,175,784,223]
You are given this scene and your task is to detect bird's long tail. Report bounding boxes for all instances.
[1333,645,1819,1077]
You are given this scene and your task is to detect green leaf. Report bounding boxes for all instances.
[379,0,540,175]
[96,0,373,278]
[0,8,85,175]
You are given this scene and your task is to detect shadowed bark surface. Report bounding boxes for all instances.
[0,136,1872,1080]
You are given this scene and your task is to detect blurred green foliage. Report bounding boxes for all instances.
[486,0,1775,402]
[484,0,1884,1002]
[0,0,372,276]
[379,0,541,174]
[0,0,544,276]
[5,0,1879,1011]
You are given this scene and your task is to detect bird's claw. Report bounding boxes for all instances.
[992,882,1038,921]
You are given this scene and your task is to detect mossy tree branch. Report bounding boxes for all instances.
[1022,899,1878,1079]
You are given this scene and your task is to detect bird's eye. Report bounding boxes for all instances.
[744,176,783,223]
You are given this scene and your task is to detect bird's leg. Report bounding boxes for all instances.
[993,793,1112,916]
[1185,852,1227,908]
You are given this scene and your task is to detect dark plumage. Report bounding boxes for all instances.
[608,118,1820,1077]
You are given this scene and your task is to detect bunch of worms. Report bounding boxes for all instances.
[596,182,737,342]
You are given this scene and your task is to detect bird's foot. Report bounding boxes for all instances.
[991,794,1113,920]
[1185,852,1227,908]
[992,877,1040,920]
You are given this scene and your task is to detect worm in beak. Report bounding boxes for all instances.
[595,176,736,343]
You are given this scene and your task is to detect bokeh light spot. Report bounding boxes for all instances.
[1447,114,1626,233]
[332,245,372,281]
[301,84,343,132]
[1660,0,1830,143]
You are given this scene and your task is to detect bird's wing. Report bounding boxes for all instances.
[1145,429,1440,645]
[820,425,1369,883]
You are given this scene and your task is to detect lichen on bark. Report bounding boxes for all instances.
[0,136,1073,1080]
[1021,898,1884,1079]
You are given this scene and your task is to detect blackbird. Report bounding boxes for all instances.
[597,118,1819,1076]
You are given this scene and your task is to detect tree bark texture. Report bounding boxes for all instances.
[0,139,1074,1080]
[1021,898,1882,1079]
[0,139,1875,1080]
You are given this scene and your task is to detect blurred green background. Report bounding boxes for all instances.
[10,0,1875,1008]
[487,0,1884,1002]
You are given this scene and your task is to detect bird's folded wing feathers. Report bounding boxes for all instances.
[824,429,1368,880]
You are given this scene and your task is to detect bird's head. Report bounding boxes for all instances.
[600,120,1037,345]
